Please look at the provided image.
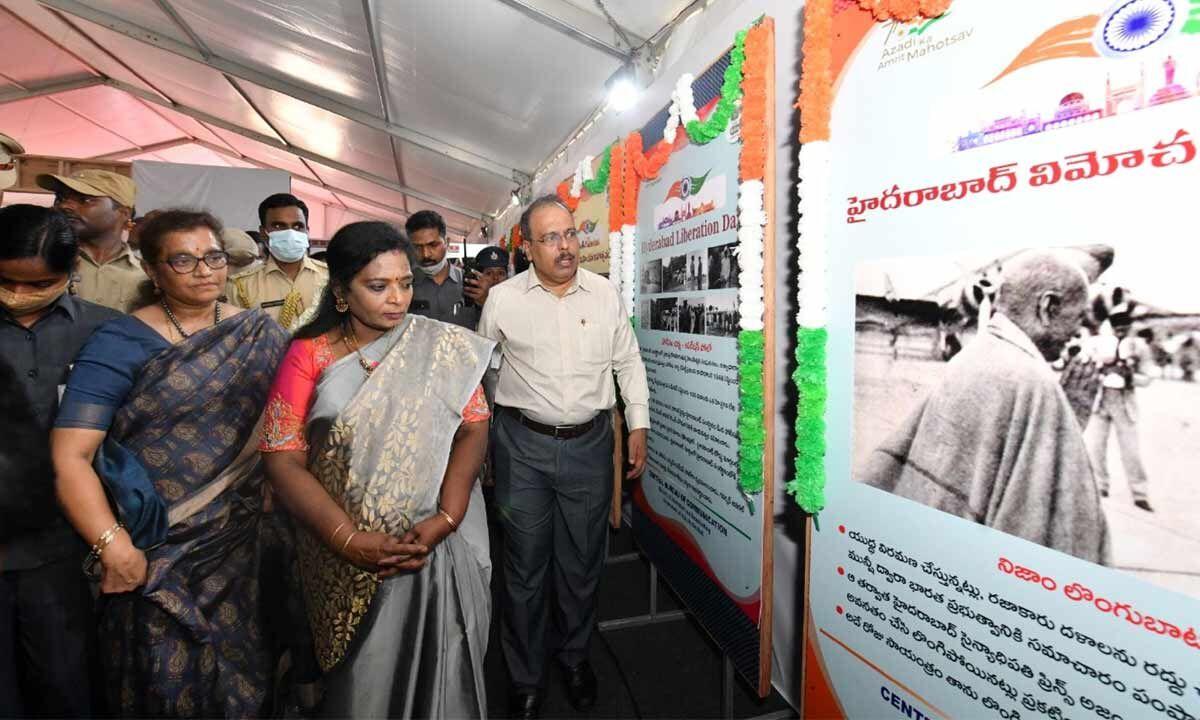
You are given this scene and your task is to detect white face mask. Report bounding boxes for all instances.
[419,257,448,275]
[268,229,309,263]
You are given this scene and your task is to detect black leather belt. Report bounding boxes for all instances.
[499,405,598,439]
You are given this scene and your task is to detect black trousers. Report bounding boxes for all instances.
[0,557,94,717]
[492,410,614,690]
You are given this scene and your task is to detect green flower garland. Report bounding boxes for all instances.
[738,330,766,495]
[582,144,613,195]
[685,29,747,145]
[788,327,827,513]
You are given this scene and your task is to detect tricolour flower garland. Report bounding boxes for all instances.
[790,0,952,515]
[735,21,770,495]
[547,21,769,495]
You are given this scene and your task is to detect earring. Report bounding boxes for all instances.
[334,295,348,313]
[153,284,161,296]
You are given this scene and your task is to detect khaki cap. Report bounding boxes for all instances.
[37,168,137,208]
[221,228,259,265]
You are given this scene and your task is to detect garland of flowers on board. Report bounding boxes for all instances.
[791,0,952,515]
[546,21,767,495]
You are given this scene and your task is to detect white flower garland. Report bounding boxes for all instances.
[664,98,681,144]
[797,142,831,329]
[675,73,699,126]
[570,154,595,198]
[620,224,637,316]
[608,230,623,290]
[736,179,766,331]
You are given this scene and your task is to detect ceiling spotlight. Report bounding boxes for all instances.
[606,64,640,113]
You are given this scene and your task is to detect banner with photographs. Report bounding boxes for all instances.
[804,2,1200,719]
[633,102,766,629]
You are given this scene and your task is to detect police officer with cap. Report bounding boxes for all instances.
[37,169,143,313]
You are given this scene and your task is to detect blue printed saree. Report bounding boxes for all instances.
[57,310,288,717]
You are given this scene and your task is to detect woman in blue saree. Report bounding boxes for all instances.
[261,221,495,718]
[51,210,288,717]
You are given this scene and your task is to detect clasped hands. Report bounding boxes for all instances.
[335,513,457,578]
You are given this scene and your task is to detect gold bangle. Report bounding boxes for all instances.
[340,530,358,556]
[92,521,124,557]
[438,509,458,531]
[329,521,348,546]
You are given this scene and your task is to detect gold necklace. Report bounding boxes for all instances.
[342,321,377,375]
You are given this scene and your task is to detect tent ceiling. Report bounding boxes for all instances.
[0,0,697,237]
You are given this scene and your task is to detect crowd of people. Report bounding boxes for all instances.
[0,153,650,720]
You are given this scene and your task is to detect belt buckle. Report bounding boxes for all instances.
[552,423,573,438]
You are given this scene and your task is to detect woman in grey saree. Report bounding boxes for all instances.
[260,222,495,718]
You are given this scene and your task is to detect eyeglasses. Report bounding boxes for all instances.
[161,251,229,274]
[535,228,579,246]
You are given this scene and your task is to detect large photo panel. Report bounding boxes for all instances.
[806,1,1200,718]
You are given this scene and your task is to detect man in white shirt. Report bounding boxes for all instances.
[478,195,649,719]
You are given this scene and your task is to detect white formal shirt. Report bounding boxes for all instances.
[477,267,650,430]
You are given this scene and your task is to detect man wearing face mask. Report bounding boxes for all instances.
[226,193,328,328]
[37,169,144,313]
[406,210,482,330]
[0,205,119,717]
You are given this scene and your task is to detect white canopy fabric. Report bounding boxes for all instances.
[0,0,696,239]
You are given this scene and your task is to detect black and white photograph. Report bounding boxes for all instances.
[853,244,1200,598]
[663,254,689,293]
[707,241,739,290]
[639,300,651,329]
[641,258,663,295]
[675,297,706,335]
[703,293,740,338]
[684,249,708,291]
[650,297,679,332]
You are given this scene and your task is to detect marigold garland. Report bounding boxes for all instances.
[856,0,951,22]
[606,141,624,235]
[556,180,580,212]
[626,131,673,181]
[739,23,770,182]
[621,135,640,226]
[797,0,833,144]
[788,328,828,510]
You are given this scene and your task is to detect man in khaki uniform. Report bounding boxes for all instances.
[38,170,144,313]
[225,193,327,328]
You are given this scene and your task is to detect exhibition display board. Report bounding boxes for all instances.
[621,18,778,696]
[802,1,1200,718]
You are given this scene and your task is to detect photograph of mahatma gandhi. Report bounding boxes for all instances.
[853,244,1200,599]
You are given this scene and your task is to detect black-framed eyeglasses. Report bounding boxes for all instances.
[535,228,579,246]
[161,251,229,274]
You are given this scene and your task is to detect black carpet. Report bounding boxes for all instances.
[483,500,796,719]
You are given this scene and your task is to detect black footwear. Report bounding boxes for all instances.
[1135,499,1154,512]
[509,688,542,719]
[563,660,597,710]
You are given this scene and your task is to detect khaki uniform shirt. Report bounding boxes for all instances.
[226,255,328,327]
[477,267,650,429]
[72,243,146,313]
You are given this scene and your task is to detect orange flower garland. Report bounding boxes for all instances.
[856,0,951,22]
[798,0,833,143]
[607,141,625,233]
[556,179,580,212]
[739,22,770,182]
[625,131,673,181]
